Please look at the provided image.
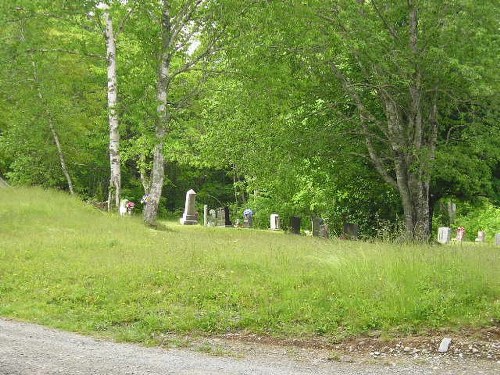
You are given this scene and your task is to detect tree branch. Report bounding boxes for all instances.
[26,48,104,59]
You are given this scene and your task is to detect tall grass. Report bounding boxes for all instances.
[0,187,498,344]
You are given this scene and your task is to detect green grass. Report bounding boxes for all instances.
[0,187,498,345]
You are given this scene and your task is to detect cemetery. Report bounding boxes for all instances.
[0,1,498,371]
[178,189,499,245]
[1,187,499,354]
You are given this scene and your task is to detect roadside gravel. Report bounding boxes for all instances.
[1,319,498,374]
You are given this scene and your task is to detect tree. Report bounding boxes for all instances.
[317,0,499,240]
[142,0,227,225]
[199,0,499,240]
[95,2,122,210]
[0,0,108,196]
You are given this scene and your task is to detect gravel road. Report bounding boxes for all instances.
[1,318,498,374]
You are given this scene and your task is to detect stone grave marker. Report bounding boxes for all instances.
[320,223,329,239]
[180,189,198,225]
[243,208,253,228]
[291,216,301,234]
[270,214,280,230]
[311,217,321,237]
[475,231,485,243]
[208,209,216,226]
[216,207,225,226]
[343,223,359,240]
[203,205,208,226]
[437,227,451,244]
[224,206,232,227]
[495,233,500,246]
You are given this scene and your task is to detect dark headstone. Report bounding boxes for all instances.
[224,206,232,227]
[320,223,329,239]
[291,216,301,235]
[343,223,359,240]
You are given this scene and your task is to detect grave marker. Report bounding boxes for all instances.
[180,189,198,225]
[224,206,232,227]
[475,231,485,243]
[343,223,359,240]
[311,217,321,237]
[270,214,280,230]
[243,208,253,228]
[291,216,301,234]
[437,227,451,244]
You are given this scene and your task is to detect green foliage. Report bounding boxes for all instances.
[1,188,498,342]
[0,0,498,237]
[454,200,500,242]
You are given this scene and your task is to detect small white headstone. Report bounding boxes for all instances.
[437,227,451,244]
[495,233,500,246]
[475,231,485,242]
[119,199,128,216]
[270,214,280,230]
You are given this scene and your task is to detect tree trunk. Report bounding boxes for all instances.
[143,0,171,226]
[102,5,121,212]
[22,24,74,195]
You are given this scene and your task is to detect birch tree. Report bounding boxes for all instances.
[19,13,75,194]
[95,2,122,211]
[143,0,226,225]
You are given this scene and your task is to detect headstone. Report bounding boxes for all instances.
[243,208,253,228]
[291,216,301,234]
[437,227,451,244]
[216,207,225,226]
[495,233,500,246]
[270,214,280,230]
[208,209,216,226]
[119,199,129,216]
[320,223,329,239]
[224,206,232,227]
[343,223,359,240]
[180,189,198,225]
[311,217,321,237]
[456,226,465,242]
[203,205,208,226]
[475,231,485,243]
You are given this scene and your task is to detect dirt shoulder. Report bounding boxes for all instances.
[1,318,499,375]
[157,326,500,372]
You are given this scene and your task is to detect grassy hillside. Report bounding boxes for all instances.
[0,187,498,344]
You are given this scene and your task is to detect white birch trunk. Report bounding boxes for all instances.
[102,5,122,212]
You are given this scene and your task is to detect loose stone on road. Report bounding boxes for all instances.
[0,319,498,374]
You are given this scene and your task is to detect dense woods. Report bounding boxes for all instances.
[0,0,498,240]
